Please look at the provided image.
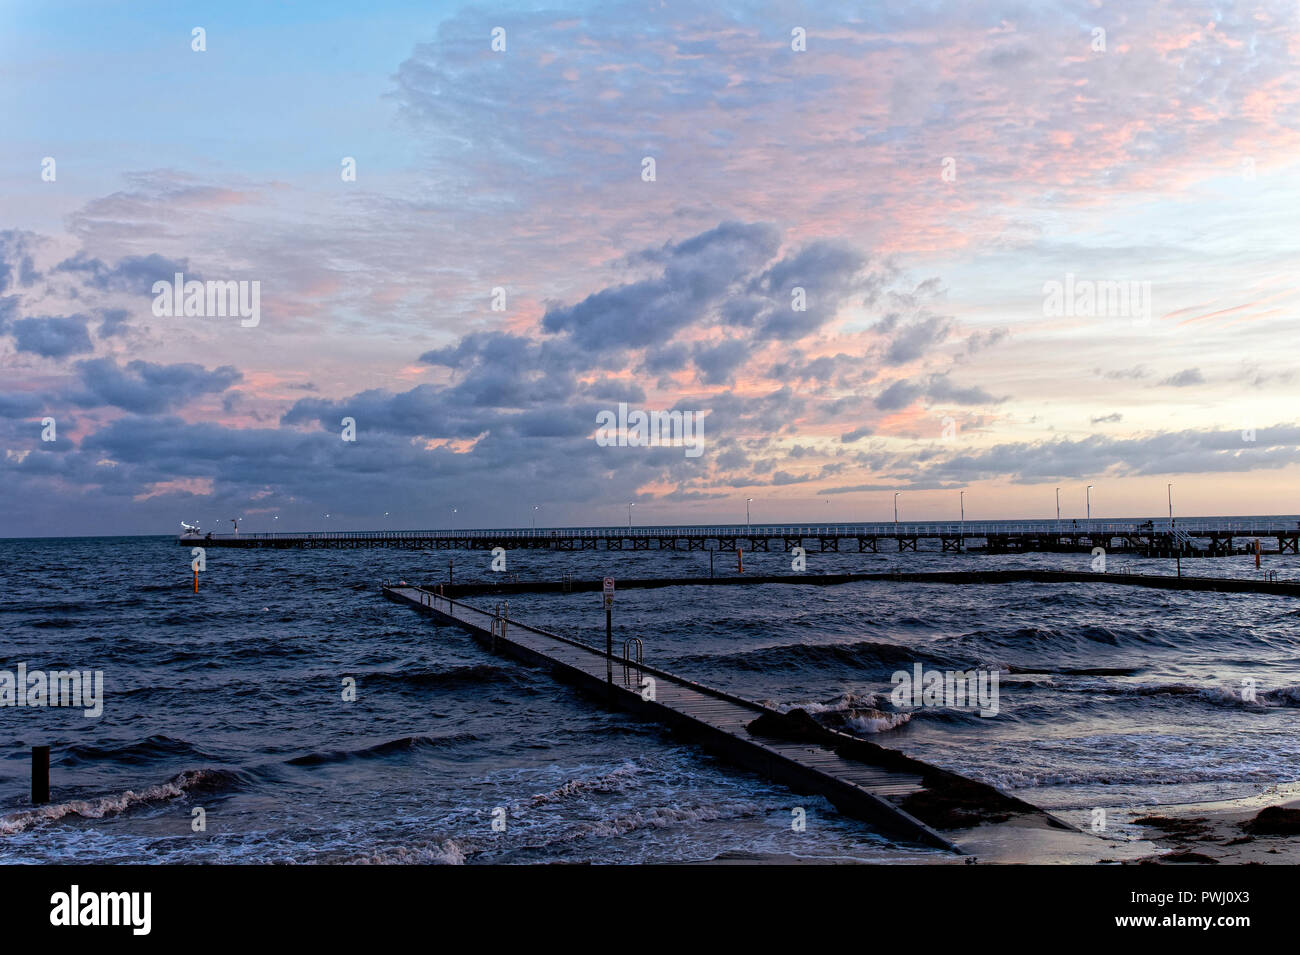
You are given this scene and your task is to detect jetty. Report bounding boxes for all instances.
[382,582,1083,854]
[185,517,1300,558]
[427,568,1300,600]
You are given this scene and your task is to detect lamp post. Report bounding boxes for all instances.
[959,490,966,551]
[1086,485,1093,522]
[894,492,900,525]
[746,498,753,529]
[532,505,539,530]
[1055,487,1060,522]
[627,501,635,529]
[1168,483,1179,577]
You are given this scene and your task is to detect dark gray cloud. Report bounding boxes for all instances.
[96,308,131,338]
[542,222,781,349]
[880,313,954,364]
[539,222,879,371]
[874,378,926,410]
[745,240,868,339]
[875,373,1005,411]
[10,315,94,358]
[67,358,243,414]
[692,339,752,385]
[925,374,1004,405]
[1159,368,1205,388]
[55,251,193,295]
[0,392,42,418]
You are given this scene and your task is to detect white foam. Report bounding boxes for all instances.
[529,762,642,806]
[0,768,214,836]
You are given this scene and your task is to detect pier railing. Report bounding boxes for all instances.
[187,517,1300,542]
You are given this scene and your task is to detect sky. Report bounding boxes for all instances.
[2,0,1299,536]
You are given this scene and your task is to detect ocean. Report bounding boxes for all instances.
[2,534,1298,864]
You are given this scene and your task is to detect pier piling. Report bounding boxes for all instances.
[31,745,49,804]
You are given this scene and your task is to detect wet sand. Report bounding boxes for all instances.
[698,793,1300,864]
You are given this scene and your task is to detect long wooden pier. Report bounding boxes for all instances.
[382,583,1076,853]
[187,517,1300,557]
[429,568,1300,599]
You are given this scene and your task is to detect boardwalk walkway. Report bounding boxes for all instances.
[383,583,1077,853]
[188,517,1300,556]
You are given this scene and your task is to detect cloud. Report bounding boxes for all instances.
[1098,365,1151,380]
[823,424,1300,490]
[55,251,193,295]
[880,314,954,365]
[874,373,1005,411]
[540,221,782,350]
[0,392,42,418]
[1159,368,1205,388]
[67,358,243,414]
[925,374,1004,406]
[0,231,41,293]
[10,315,94,358]
[874,378,926,411]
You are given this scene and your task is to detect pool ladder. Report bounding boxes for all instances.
[621,637,644,685]
[490,601,509,651]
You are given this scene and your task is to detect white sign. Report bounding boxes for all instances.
[603,577,615,594]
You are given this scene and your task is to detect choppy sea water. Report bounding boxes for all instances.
[1,535,1298,864]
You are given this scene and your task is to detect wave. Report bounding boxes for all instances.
[354,664,520,692]
[1008,665,1142,676]
[339,801,751,864]
[1059,681,1300,709]
[348,839,467,865]
[61,735,216,766]
[562,802,738,840]
[679,639,945,673]
[1263,685,1300,706]
[287,733,481,767]
[0,767,248,836]
[771,691,913,735]
[990,764,1283,790]
[529,763,642,805]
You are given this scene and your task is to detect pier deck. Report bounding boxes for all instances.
[382,583,1073,853]
[187,517,1300,557]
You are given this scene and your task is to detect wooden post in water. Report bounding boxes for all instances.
[709,549,714,578]
[32,745,49,804]
[193,569,198,593]
[738,547,744,574]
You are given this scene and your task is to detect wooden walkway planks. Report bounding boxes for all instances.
[382,583,959,851]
